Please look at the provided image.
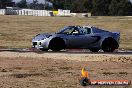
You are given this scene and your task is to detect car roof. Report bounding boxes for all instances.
[68,25,93,28]
[83,25,93,28]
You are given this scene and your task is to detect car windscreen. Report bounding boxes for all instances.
[57,26,75,34]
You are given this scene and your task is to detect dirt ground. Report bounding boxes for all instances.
[0,15,132,88]
[0,51,131,88]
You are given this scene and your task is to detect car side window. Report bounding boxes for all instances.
[86,28,91,34]
[63,27,74,34]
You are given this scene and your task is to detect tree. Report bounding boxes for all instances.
[16,0,27,8]
[14,0,132,16]
[0,0,13,8]
[69,0,93,12]
[108,0,120,15]
[70,0,87,12]
[48,0,93,12]
[32,0,38,9]
[109,0,132,16]
[27,0,52,10]
[91,0,111,16]
[84,0,93,12]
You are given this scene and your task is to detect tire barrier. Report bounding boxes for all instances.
[0,9,71,17]
[0,9,6,15]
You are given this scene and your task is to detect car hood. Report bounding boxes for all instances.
[32,33,52,41]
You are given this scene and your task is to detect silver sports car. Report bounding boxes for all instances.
[32,26,120,52]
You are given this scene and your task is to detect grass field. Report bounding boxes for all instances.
[0,15,132,49]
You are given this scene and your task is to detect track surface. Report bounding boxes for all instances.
[0,48,132,55]
[0,48,131,62]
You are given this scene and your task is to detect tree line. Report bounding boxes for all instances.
[0,0,14,8]
[0,0,52,10]
[0,0,132,16]
[16,0,52,10]
[48,0,132,16]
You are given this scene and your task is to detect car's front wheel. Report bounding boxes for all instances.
[49,38,65,51]
[89,48,100,52]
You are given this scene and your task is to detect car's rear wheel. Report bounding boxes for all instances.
[89,48,100,52]
[49,38,65,51]
[102,38,118,52]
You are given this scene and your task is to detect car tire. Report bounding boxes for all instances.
[49,38,65,51]
[89,48,100,52]
[102,38,118,52]
[40,48,48,51]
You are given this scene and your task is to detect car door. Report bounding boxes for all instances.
[66,28,99,48]
[67,34,86,48]
[82,34,100,47]
[82,27,101,47]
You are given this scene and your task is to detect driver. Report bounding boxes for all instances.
[72,27,79,34]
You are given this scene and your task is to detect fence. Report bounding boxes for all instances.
[0,9,71,16]
[58,9,71,16]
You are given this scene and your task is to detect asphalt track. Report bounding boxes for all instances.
[0,48,132,55]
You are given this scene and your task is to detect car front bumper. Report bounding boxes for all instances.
[32,40,48,49]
